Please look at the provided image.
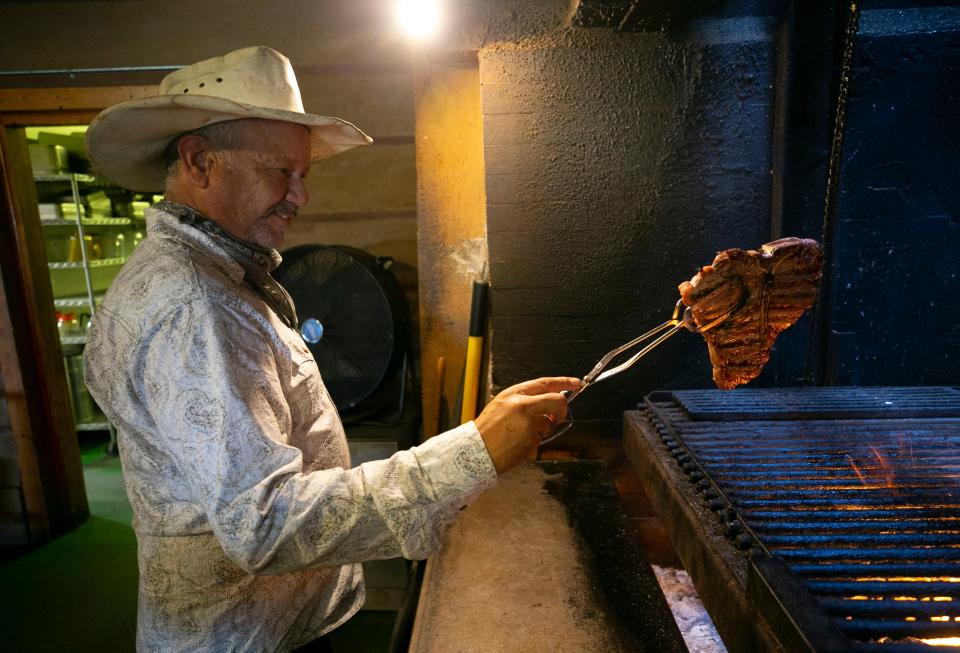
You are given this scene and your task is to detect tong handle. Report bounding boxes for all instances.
[541,298,735,447]
[590,320,684,386]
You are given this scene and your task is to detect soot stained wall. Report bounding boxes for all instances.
[482,21,780,419]
[829,7,960,385]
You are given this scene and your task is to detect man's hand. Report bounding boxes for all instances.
[473,377,582,475]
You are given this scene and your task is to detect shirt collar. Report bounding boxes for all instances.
[145,201,298,330]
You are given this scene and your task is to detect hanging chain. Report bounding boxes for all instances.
[805,2,861,385]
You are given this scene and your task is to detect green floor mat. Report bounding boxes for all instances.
[0,516,139,651]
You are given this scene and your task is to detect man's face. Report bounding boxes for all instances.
[206,120,312,249]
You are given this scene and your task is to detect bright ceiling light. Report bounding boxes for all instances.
[395,0,442,40]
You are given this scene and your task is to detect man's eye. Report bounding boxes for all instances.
[275,168,291,176]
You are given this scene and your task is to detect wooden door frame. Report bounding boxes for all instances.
[0,85,155,542]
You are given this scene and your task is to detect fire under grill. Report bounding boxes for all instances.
[623,386,960,652]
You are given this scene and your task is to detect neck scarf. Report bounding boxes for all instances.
[155,200,299,330]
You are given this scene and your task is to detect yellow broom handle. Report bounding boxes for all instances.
[460,279,489,423]
[461,335,484,423]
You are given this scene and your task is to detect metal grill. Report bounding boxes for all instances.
[628,386,960,652]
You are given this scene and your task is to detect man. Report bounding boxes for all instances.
[83,46,578,652]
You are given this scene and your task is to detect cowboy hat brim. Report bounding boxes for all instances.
[85,94,373,192]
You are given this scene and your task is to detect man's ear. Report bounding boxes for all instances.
[176,135,213,188]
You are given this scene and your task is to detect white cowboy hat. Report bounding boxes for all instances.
[85,46,373,192]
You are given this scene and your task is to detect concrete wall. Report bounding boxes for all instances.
[453,5,780,422]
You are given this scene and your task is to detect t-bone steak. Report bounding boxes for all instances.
[678,237,822,389]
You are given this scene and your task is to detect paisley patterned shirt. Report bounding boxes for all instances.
[84,206,497,652]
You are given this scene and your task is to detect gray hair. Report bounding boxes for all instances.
[163,119,250,184]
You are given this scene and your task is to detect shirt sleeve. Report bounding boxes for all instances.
[135,299,497,574]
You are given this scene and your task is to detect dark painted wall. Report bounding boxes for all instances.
[479,2,960,421]
[828,8,960,385]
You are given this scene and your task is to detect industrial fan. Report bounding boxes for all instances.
[274,244,411,416]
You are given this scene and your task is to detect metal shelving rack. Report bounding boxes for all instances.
[35,171,126,449]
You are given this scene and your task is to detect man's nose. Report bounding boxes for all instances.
[287,174,309,206]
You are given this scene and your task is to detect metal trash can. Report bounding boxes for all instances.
[63,349,98,424]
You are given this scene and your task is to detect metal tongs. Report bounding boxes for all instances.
[542,298,733,445]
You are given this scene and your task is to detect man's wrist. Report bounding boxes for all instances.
[414,422,498,497]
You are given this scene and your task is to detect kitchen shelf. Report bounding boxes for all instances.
[32,159,122,447]
[76,420,111,432]
[33,173,99,184]
[49,257,126,270]
[41,217,132,227]
[54,294,103,309]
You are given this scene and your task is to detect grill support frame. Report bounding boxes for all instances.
[626,404,856,653]
[747,556,853,653]
[624,409,786,652]
[625,386,960,652]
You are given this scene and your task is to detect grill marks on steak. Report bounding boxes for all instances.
[678,238,822,389]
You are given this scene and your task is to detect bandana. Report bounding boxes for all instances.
[155,200,299,330]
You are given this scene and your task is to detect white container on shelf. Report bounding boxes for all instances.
[113,233,128,259]
[38,203,62,221]
[29,143,69,175]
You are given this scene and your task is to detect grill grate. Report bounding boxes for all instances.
[642,386,960,651]
[669,386,960,420]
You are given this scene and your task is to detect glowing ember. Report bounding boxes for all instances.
[868,445,896,489]
[842,445,904,490]
[919,638,960,647]
[856,577,960,583]
[844,594,958,604]
[880,636,960,647]
[846,453,868,485]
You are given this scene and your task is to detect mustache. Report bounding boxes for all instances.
[267,201,299,219]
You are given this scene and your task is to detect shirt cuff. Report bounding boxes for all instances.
[412,421,498,508]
